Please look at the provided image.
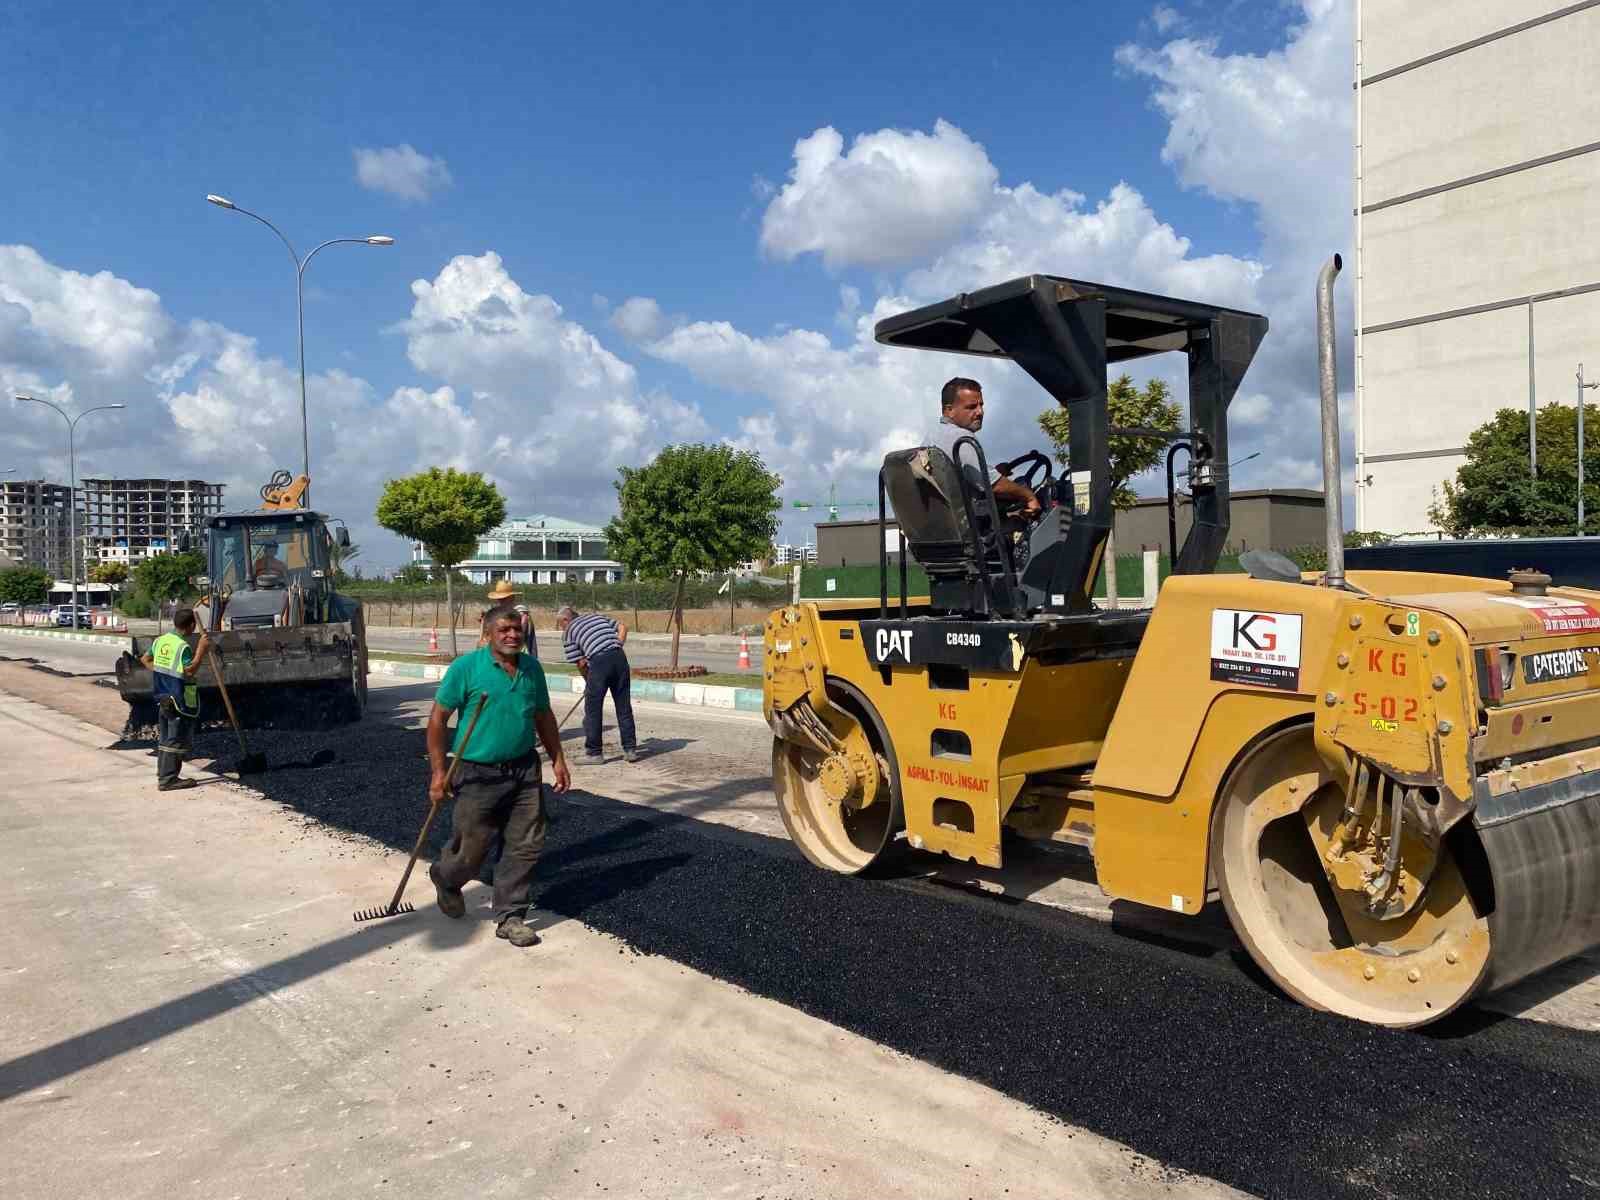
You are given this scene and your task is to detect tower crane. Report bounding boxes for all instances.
[790,483,876,523]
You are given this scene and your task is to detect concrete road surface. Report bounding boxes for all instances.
[2,627,1597,1030]
[0,688,1237,1200]
[8,631,1600,1198]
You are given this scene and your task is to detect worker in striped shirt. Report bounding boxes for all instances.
[557,604,639,762]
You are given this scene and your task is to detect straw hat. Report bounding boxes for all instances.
[485,580,520,601]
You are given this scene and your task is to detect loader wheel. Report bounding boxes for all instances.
[1211,725,1490,1027]
[772,686,901,875]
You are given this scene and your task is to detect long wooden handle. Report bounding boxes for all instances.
[386,693,490,915]
[207,654,249,757]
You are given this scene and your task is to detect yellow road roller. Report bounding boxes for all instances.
[763,257,1600,1027]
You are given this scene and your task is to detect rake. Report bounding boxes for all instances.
[354,693,489,923]
[209,654,268,774]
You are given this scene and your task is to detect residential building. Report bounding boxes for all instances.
[79,477,226,564]
[773,542,818,566]
[411,514,624,584]
[1355,4,1600,532]
[0,479,73,576]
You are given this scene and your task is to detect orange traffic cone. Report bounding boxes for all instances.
[429,626,440,653]
[738,634,751,670]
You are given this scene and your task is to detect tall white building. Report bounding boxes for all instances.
[1355,2,1600,533]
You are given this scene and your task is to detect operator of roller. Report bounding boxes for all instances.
[930,377,1040,516]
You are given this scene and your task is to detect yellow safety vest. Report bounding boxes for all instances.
[151,632,199,715]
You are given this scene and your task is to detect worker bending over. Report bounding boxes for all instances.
[141,607,212,791]
[425,603,570,948]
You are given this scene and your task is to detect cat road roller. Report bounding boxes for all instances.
[763,257,1600,1027]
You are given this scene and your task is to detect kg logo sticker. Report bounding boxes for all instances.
[1210,609,1304,692]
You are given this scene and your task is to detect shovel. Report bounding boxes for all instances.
[354,693,489,923]
[209,655,268,775]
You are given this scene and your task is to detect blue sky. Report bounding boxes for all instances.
[1,1,1352,563]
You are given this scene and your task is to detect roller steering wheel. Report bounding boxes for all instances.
[999,449,1054,498]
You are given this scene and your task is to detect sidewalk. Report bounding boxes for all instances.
[0,690,1202,1200]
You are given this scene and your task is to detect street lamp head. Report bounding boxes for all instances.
[366,235,395,246]
[107,403,126,410]
[15,394,38,403]
[206,193,236,210]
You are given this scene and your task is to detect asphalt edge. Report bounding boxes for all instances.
[0,626,767,715]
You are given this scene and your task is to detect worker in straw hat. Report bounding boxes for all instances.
[483,580,537,656]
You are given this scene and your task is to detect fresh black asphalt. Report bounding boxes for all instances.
[141,722,1600,1199]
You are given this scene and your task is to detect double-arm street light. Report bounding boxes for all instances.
[15,396,126,613]
[205,194,394,509]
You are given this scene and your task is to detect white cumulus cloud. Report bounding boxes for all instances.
[0,245,707,567]
[759,120,999,269]
[353,143,454,202]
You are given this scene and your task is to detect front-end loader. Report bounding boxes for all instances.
[116,472,369,728]
[763,259,1600,1027]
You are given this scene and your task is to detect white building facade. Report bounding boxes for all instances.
[1355,2,1600,533]
[412,515,624,585]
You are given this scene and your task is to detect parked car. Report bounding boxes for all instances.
[51,604,93,628]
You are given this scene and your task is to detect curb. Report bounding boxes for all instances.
[367,657,769,714]
[0,626,127,645]
[0,626,768,716]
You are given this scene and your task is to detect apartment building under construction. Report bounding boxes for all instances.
[0,479,73,574]
[80,477,225,565]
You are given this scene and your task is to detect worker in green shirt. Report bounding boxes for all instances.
[426,603,570,948]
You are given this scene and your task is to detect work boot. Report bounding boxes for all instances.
[429,864,466,919]
[158,778,198,791]
[496,915,540,947]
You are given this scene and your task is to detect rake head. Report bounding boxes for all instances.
[352,900,415,923]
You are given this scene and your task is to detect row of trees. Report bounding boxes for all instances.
[375,446,781,663]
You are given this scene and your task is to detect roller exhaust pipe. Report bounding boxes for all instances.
[1317,253,1345,589]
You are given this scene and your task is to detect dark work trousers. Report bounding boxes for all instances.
[583,647,636,754]
[434,755,546,922]
[156,698,197,785]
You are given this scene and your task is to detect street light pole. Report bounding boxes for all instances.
[16,396,126,614]
[1580,365,1599,535]
[205,194,393,510]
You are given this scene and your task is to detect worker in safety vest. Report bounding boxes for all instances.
[140,606,213,791]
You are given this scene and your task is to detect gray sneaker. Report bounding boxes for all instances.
[429,864,466,919]
[496,915,541,947]
[582,750,603,762]
[623,749,641,763]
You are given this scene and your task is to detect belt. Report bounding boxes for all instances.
[461,751,539,779]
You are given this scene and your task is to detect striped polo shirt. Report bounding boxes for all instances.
[563,612,623,663]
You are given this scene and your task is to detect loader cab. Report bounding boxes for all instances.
[874,276,1267,622]
[203,510,337,630]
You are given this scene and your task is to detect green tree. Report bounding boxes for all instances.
[1037,374,1182,510]
[1038,374,1181,601]
[393,562,430,585]
[604,444,781,668]
[90,561,129,587]
[131,551,205,628]
[375,468,506,655]
[1429,403,1600,536]
[329,539,361,585]
[0,566,52,607]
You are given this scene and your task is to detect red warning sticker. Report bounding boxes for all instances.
[1490,596,1600,633]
